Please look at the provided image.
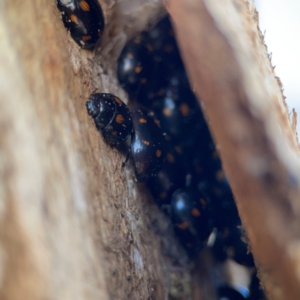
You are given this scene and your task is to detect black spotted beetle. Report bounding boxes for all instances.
[131,108,165,182]
[170,188,214,256]
[86,93,165,181]
[86,93,133,145]
[147,147,186,207]
[117,35,154,96]
[57,0,105,49]
[112,15,260,293]
[150,84,204,144]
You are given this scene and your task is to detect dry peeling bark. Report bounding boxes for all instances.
[166,0,300,299]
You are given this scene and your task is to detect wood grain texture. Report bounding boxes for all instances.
[166,0,300,299]
[0,1,194,300]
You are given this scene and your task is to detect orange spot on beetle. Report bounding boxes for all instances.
[79,1,90,11]
[70,14,78,23]
[166,153,175,163]
[127,53,134,59]
[191,208,201,217]
[115,114,124,124]
[179,103,190,117]
[154,119,161,128]
[135,66,142,74]
[82,35,92,41]
[139,118,147,124]
[163,107,172,117]
[177,222,189,230]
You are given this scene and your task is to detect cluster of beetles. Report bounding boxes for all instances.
[57,1,266,299]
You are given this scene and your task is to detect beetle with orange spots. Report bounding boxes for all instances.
[135,17,190,106]
[57,0,105,49]
[147,164,185,208]
[86,94,165,180]
[147,147,186,208]
[170,188,214,257]
[149,83,205,144]
[86,93,132,145]
[131,108,165,181]
[117,34,154,95]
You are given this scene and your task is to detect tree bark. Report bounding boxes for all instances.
[0,1,194,300]
[166,0,300,299]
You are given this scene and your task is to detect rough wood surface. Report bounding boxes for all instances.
[166,0,300,299]
[0,1,196,300]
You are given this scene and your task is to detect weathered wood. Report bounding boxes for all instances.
[166,0,300,299]
[0,1,196,300]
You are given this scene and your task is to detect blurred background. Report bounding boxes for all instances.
[255,0,300,134]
